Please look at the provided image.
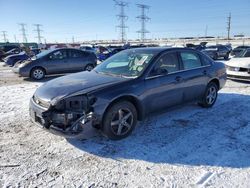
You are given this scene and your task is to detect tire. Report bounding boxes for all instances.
[30,67,45,80]
[224,53,229,60]
[198,82,218,108]
[85,64,94,71]
[102,101,137,140]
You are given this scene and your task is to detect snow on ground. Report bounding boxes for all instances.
[0,79,250,187]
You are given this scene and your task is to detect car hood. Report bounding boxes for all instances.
[226,57,250,68]
[7,52,26,59]
[34,71,128,104]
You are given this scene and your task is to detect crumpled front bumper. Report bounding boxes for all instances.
[29,97,94,138]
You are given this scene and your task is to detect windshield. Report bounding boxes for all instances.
[94,49,157,78]
[35,49,53,59]
[234,49,250,58]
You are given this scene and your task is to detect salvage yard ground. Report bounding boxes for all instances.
[0,63,250,187]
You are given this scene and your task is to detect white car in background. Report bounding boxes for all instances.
[226,48,250,81]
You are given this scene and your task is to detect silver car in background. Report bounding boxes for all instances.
[13,48,97,80]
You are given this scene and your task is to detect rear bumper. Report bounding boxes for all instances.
[29,98,94,138]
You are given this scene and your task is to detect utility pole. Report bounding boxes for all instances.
[19,23,28,43]
[33,24,43,43]
[227,13,231,40]
[72,36,75,44]
[136,4,150,42]
[1,31,8,42]
[114,0,128,43]
[205,25,208,37]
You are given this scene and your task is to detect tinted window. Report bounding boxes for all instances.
[244,51,250,57]
[49,50,67,60]
[69,50,83,58]
[180,52,202,70]
[150,52,180,76]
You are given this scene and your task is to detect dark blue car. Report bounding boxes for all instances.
[4,52,30,66]
[29,47,226,140]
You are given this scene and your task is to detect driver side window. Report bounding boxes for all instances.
[150,52,180,77]
[49,50,67,60]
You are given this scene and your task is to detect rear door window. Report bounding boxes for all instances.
[69,50,83,58]
[180,52,202,70]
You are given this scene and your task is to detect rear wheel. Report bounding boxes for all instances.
[85,64,94,71]
[31,67,45,80]
[198,82,218,108]
[102,101,137,140]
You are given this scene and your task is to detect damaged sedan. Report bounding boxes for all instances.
[30,48,226,140]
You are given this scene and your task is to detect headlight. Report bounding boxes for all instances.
[54,95,89,112]
[234,67,240,71]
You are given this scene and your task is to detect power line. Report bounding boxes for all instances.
[136,4,150,42]
[18,23,28,43]
[33,24,43,43]
[227,13,231,40]
[114,0,128,43]
[1,31,8,42]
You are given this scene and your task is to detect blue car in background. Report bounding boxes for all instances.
[4,52,30,66]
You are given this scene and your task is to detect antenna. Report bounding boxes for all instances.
[114,0,128,43]
[33,24,43,43]
[19,23,28,43]
[136,4,150,42]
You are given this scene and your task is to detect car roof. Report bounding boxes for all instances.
[125,47,192,53]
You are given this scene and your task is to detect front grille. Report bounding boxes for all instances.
[227,66,250,73]
[33,95,50,108]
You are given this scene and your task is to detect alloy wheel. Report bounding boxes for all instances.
[206,86,217,104]
[110,108,133,136]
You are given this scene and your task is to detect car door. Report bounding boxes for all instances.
[68,49,89,72]
[144,52,185,113]
[178,50,210,102]
[44,49,69,74]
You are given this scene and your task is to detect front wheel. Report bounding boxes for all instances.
[31,67,45,80]
[102,101,137,140]
[198,82,218,108]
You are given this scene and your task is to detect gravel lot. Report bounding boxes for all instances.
[0,62,250,187]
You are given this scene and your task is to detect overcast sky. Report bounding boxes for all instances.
[0,0,249,43]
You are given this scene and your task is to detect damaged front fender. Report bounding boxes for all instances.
[30,94,97,138]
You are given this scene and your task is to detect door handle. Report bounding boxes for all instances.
[175,76,182,82]
[203,70,207,75]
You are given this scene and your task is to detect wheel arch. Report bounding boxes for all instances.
[208,78,220,89]
[102,95,144,123]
